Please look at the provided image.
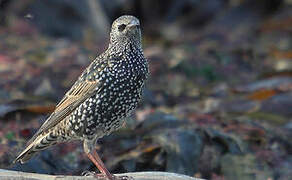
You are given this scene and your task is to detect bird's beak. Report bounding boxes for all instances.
[128,21,140,29]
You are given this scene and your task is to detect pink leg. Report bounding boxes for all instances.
[87,150,114,180]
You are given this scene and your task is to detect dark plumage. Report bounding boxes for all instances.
[14,15,149,180]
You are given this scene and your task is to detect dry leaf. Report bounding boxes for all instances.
[247,89,277,101]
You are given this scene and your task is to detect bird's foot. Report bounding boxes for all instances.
[82,170,95,176]
[82,171,109,179]
[115,175,134,180]
[82,171,133,180]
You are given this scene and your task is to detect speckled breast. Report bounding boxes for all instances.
[94,69,145,135]
[69,59,148,140]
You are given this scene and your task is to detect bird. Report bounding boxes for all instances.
[14,15,149,180]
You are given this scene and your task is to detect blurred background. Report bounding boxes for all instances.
[0,0,292,179]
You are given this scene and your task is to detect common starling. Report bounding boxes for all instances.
[14,15,149,180]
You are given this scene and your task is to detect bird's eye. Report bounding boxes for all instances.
[118,24,126,31]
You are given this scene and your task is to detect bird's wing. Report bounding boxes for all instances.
[27,60,106,145]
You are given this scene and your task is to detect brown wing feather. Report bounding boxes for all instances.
[27,79,102,145]
[26,58,107,145]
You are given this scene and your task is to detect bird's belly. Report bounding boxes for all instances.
[69,79,144,140]
[97,83,142,134]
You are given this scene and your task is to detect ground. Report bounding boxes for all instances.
[0,1,291,180]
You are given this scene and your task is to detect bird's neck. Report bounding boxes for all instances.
[108,39,142,55]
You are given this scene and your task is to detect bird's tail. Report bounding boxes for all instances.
[14,132,58,164]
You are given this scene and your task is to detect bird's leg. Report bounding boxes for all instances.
[86,151,132,180]
[86,150,114,180]
[84,140,132,180]
[84,139,114,180]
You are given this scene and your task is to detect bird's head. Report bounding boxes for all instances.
[110,15,142,48]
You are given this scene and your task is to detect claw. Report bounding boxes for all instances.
[82,170,96,176]
[82,171,133,180]
[116,175,134,180]
[81,171,109,179]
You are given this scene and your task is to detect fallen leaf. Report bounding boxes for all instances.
[260,17,292,32]
[25,105,55,114]
[247,89,277,101]
[271,48,292,59]
[0,100,55,117]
